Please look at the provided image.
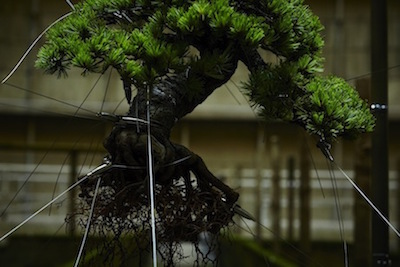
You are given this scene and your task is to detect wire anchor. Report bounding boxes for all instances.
[317,137,334,162]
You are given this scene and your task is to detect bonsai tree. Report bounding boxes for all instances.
[36,0,375,264]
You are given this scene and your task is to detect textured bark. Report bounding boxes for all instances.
[103,50,242,203]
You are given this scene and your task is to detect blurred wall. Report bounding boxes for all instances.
[1,0,400,243]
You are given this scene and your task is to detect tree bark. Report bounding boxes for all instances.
[103,48,241,203]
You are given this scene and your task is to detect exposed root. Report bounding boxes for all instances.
[74,170,236,266]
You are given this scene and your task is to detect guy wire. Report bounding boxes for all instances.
[146,83,158,267]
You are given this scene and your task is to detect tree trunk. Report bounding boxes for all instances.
[103,57,241,204]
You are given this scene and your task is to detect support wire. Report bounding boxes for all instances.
[73,177,101,267]
[334,162,400,238]
[146,84,158,267]
[317,138,400,237]
[1,12,72,84]
[65,0,75,10]
[328,161,349,267]
[0,162,110,243]
[0,175,88,242]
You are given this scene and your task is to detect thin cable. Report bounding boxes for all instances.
[73,177,101,267]
[77,132,100,176]
[1,12,73,84]
[74,73,105,115]
[303,132,326,198]
[49,153,70,215]
[0,101,97,120]
[48,123,102,215]
[47,72,104,214]
[236,216,324,267]
[112,96,127,114]
[3,82,96,115]
[135,95,140,132]
[334,162,400,238]
[2,73,103,216]
[238,218,271,267]
[0,150,48,218]
[146,84,158,267]
[65,0,75,10]
[40,221,68,251]
[224,83,242,105]
[229,79,260,119]
[100,69,113,113]
[327,160,349,267]
[345,64,400,82]
[0,175,89,242]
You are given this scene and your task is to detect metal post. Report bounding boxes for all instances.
[371,0,390,266]
[354,78,372,267]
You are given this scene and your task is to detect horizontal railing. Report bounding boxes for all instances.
[0,163,399,241]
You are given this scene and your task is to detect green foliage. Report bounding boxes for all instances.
[245,71,375,142]
[295,76,375,141]
[243,63,298,122]
[37,0,324,85]
[36,0,375,142]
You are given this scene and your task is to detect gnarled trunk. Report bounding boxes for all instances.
[103,61,241,204]
[77,46,254,263]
